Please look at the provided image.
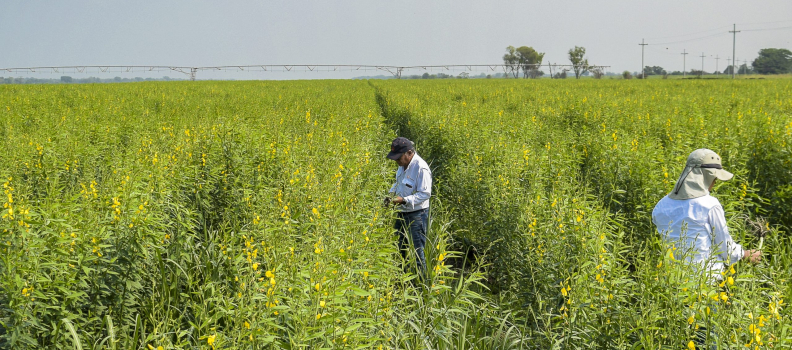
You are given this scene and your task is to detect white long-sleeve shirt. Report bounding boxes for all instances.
[389,153,431,212]
[652,195,744,280]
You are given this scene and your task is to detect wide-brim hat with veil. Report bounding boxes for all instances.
[669,149,734,200]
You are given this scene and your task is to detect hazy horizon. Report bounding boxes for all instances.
[2,0,791,80]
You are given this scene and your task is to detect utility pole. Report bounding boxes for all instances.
[715,55,720,76]
[681,49,689,77]
[700,53,706,76]
[730,24,740,79]
[743,59,749,76]
[639,38,648,79]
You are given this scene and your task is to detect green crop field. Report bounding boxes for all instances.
[0,79,790,349]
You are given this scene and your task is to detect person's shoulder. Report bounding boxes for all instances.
[415,154,431,172]
[692,195,722,209]
[654,194,675,208]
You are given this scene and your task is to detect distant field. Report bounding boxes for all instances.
[1,79,790,349]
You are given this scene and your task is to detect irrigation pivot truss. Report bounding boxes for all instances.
[0,64,610,80]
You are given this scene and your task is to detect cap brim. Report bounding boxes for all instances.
[713,168,733,181]
[386,151,403,160]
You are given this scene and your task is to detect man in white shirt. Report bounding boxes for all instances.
[386,137,432,275]
[652,149,761,282]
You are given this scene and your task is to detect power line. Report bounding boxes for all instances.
[639,39,648,78]
[645,25,731,41]
[681,50,689,77]
[742,25,792,32]
[651,32,729,46]
[730,24,740,79]
[737,19,792,27]
[640,20,789,74]
[643,19,791,41]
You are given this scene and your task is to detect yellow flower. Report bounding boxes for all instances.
[727,276,734,286]
[316,313,321,320]
[320,300,326,307]
[687,340,695,350]
[270,277,276,286]
[265,270,274,278]
[207,334,216,348]
[315,283,321,291]
[252,263,259,270]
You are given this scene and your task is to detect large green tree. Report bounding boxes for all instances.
[503,46,520,78]
[568,46,589,79]
[752,48,792,74]
[515,46,545,78]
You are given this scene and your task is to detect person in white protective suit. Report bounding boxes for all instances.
[652,149,761,282]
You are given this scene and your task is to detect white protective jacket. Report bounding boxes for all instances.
[652,194,744,280]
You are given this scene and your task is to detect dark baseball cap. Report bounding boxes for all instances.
[387,137,414,160]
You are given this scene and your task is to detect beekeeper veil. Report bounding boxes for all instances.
[669,149,734,200]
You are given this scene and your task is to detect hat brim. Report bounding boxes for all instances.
[713,168,734,181]
[386,151,403,160]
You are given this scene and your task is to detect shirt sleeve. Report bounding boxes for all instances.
[402,167,431,209]
[708,205,744,265]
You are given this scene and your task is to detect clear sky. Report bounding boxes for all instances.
[1,0,791,80]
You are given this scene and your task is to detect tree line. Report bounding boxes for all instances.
[502,45,604,79]
[502,46,791,79]
[632,48,792,79]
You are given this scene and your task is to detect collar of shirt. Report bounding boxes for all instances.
[398,154,420,177]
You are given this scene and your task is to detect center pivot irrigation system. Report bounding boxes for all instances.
[1,64,610,80]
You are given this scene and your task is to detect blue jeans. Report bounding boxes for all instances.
[395,208,428,275]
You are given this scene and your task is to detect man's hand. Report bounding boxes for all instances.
[743,249,762,263]
[393,196,405,205]
[382,197,391,208]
